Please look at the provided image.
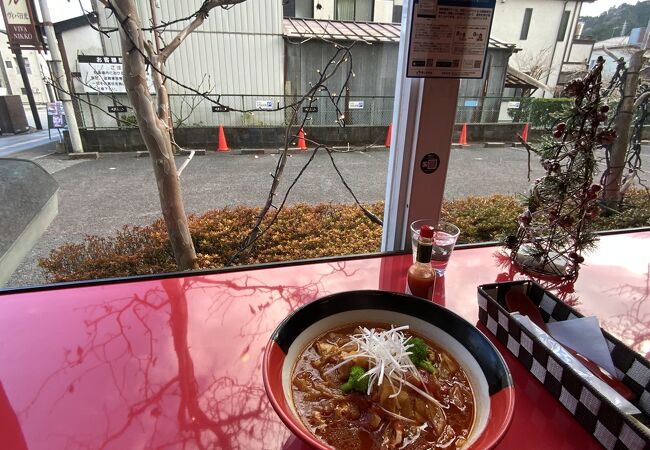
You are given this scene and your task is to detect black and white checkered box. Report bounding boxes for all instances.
[478,280,650,450]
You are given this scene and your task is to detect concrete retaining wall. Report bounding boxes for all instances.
[76,122,643,152]
[73,126,390,152]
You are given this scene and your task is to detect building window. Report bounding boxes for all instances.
[284,0,314,18]
[520,8,532,40]
[5,60,12,69]
[21,88,27,95]
[336,0,372,21]
[557,10,571,41]
[392,5,403,23]
[23,58,32,75]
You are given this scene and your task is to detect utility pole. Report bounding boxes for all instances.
[14,50,42,130]
[37,0,84,153]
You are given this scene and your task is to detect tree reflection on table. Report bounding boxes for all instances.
[20,263,357,449]
[602,263,650,358]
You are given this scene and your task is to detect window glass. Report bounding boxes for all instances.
[392,5,402,23]
[2,0,648,291]
[355,0,372,21]
[337,0,354,20]
[296,0,314,18]
[520,8,532,40]
[557,10,571,41]
[2,0,395,288]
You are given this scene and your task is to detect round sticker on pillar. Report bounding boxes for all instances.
[420,153,440,174]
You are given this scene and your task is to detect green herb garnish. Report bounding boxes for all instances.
[409,337,437,374]
[341,365,369,394]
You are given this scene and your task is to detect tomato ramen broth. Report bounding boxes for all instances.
[291,324,475,450]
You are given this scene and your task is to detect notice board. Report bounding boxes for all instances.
[406,0,496,79]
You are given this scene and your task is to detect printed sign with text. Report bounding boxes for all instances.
[407,0,496,79]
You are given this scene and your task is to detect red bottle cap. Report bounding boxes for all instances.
[420,225,434,238]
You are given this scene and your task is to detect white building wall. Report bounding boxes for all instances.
[568,41,592,64]
[0,32,49,105]
[491,0,582,97]
[314,0,335,20]
[62,26,104,94]
[590,48,628,81]
[92,0,285,127]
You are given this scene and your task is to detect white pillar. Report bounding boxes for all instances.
[382,0,459,251]
[38,0,84,153]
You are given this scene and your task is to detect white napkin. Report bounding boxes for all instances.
[511,313,641,415]
[546,316,620,379]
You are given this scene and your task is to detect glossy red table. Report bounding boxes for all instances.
[0,231,648,449]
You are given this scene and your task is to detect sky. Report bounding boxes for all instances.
[47,0,92,22]
[581,0,642,16]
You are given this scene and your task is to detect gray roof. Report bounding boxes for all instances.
[283,17,518,51]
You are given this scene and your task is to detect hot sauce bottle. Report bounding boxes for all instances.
[407,225,435,299]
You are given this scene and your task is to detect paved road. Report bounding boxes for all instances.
[0,130,61,159]
[6,144,649,288]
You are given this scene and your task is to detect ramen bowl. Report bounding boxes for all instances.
[263,290,514,449]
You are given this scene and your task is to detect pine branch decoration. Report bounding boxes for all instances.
[507,57,614,278]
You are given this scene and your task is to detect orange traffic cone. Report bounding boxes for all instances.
[521,123,529,142]
[297,127,307,151]
[385,123,392,147]
[458,123,468,146]
[217,125,229,152]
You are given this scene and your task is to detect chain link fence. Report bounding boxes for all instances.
[74,92,535,130]
[75,92,395,129]
[455,96,524,124]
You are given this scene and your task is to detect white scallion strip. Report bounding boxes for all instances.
[398,423,429,449]
[322,325,446,422]
[378,405,417,424]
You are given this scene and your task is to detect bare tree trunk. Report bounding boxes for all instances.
[115,0,197,270]
[148,0,177,148]
[603,50,644,204]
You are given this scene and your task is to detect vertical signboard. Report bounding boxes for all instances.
[406,0,496,79]
[0,0,43,49]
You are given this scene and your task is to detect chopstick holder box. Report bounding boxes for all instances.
[478,280,650,450]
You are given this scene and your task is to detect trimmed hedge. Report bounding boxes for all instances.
[508,98,574,128]
[39,191,650,283]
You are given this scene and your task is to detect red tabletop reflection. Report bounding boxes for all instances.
[0,232,648,449]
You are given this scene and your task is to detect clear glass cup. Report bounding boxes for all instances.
[410,220,460,276]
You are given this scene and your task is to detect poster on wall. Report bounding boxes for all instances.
[78,55,155,94]
[406,0,496,79]
[47,101,66,129]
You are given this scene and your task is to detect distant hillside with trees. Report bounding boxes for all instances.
[581,1,650,41]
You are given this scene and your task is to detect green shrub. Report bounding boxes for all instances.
[39,191,650,283]
[508,98,574,128]
[441,195,520,243]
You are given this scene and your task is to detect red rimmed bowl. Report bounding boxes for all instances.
[263,290,515,449]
